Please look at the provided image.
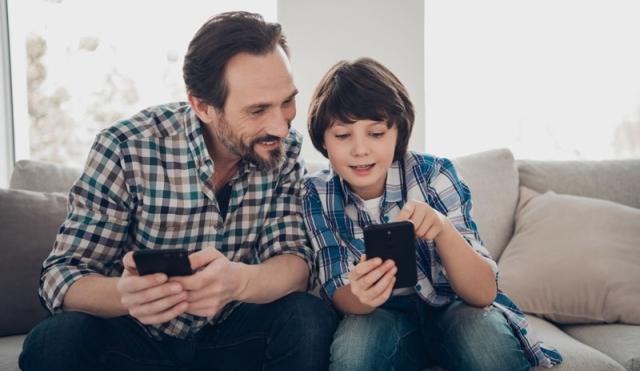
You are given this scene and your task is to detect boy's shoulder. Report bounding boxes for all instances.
[403,151,456,177]
[303,168,337,194]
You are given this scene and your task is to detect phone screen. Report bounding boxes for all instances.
[363,221,417,288]
[133,248,193,276]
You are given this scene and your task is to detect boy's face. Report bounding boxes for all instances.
[323,119,398,200]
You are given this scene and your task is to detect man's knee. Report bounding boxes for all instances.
[20,312,105,371]
[273,292,338,341]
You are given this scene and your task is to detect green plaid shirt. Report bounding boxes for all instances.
[39,102,312,339]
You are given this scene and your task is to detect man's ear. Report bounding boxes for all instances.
[188,95,218,124]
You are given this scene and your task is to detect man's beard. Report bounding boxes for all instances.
[216,116,286,171]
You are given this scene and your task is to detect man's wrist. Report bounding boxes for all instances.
[230,261,253,302]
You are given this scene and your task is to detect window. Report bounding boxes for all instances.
[426,1,640,160]
[7,0,276,166]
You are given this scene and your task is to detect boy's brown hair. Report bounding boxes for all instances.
[307,57,414,161]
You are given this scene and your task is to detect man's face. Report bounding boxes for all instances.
[213,46,297,170]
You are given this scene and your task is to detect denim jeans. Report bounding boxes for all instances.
[20,292,338,371]
[330,295,530,371]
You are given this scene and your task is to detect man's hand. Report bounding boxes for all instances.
[116,252,188,325]
[348,255,396,308]
[395,200,450,241]
[170,249,249,318]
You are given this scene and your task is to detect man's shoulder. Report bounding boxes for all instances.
[100,102,191,145]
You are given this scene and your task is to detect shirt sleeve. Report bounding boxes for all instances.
[430,158,498,277]
[302,182,355,301]
[257,153,314,271]
[39,131,132,313]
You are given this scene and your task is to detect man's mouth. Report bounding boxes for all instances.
[256,138,281,148]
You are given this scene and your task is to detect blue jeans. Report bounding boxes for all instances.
[20,292,338,371]
[330,295,530,371]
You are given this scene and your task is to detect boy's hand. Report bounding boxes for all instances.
[396,200,450,241]
[117,252,189,325]
[348,255,397,308]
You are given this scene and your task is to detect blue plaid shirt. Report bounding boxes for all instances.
[303,151,562,367]
[40,102,312,340]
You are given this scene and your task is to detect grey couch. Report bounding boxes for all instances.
[1,148,638,370]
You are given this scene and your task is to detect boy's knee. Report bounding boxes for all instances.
[330,311,400,371]
[440,304,529,371]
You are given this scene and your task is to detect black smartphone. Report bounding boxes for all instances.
[363,221,417,288]
[132,248,193,276]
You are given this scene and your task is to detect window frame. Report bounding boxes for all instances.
[0,0,15,187]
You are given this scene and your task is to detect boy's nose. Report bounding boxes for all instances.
[350,137,369,156]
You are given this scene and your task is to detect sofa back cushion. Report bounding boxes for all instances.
[451,148,519,261]
[518,158,640,209]
[0,189,67,336]
[10,159,81,193]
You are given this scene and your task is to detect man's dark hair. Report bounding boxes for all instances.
[307,57,414,161]
[183,11,289,111]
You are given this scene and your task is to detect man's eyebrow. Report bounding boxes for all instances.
[244,89,299,112]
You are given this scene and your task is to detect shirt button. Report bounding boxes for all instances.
[416,284,422,291]
[383,216,389,222]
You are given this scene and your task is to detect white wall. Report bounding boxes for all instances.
[278,0,425,163]
[1,0,14,187]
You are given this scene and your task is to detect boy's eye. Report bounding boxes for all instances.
[370,132,385,138]
[334,133,350,139]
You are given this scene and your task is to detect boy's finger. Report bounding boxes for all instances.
[354,257,382,276]
[395,202,415,221]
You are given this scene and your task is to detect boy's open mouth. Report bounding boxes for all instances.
[349,163,375,171]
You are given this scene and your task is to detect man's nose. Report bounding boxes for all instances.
[266,107,294,138]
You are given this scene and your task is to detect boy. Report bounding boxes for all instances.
[303,58,562,370]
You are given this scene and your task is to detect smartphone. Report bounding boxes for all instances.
[132,248,193,276]
[363,221,417,288]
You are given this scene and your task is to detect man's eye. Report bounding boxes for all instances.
[251,110,265,116]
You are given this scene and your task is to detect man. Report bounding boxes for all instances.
[20,11,337,371]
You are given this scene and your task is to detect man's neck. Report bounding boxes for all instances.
[202,124,240,191]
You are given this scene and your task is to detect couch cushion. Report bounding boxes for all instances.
[499,187,640,325]
[517,158,640,209]
[452,148,519,260]
[562,324,640,371]
[9,159,81,193]
[0,188,67,336]
[0,334,25,371]
[526,315,625,370]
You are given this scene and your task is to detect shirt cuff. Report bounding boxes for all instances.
[322,273,350,301]
[39,266,98,314]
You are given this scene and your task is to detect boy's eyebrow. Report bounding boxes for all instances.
[333,120,386,127]
[243,89,299,112]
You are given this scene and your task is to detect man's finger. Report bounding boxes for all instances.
[189,249,222,271]
[119,273,167,294]
[137,301,189,325]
